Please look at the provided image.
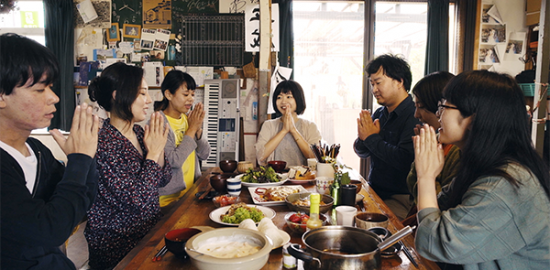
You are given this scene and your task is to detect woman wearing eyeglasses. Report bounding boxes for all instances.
[414,70,550,269]
[406,72,460,205]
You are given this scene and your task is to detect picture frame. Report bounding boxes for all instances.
[123,24,141,39]
[107,24,120,42]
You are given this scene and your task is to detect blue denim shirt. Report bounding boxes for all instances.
[353,95,420,199]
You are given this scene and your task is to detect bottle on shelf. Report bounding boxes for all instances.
[306,193,323,230]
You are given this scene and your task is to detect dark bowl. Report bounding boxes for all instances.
[366,228,402,257]
[219,160,238,173]
[350,180,363,194]
[285,192,334,214]
[367,227,389,240]
[165,228,202,258]
[210,174,230,194]
[267,160,287,173]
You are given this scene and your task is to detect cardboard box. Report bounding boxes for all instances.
[527,0,541,13]
[527,12,540,26]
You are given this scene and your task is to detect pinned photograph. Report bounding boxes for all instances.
[505,32,526,58]
[479,45,500,64]
[481,4,493,23]
[486,4,503,24]
[151,50,165,60]
[123,24,141,39]
[479,64,494,71]
[141,40,154,50]
[506,40,523,54]
[133,39,141,51]
[106,24,120,42]
[481,24,506,44]
[140,28,156,50]
[153,28,170,51]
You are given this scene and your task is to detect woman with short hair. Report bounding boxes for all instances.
[255,80,321,167]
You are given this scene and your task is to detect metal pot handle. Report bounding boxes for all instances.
[288,243,322,268]
[378,225,415,251]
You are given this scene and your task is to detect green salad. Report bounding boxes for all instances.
[241,166,281,183]
[221,203,264,224]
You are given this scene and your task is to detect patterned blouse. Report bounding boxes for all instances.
[84,118,171,269]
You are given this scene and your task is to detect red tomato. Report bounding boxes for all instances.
[300,216,310,224]
[220,196,229,206]
[289,213,301,223]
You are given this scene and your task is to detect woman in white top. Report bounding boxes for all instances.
[255,80,322,167]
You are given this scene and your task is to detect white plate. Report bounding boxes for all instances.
[209,205,276,226]
[237,173,289,187]
[273,230,291,249]
[248,185,308,206]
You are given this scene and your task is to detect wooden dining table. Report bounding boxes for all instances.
[115,167,440,270]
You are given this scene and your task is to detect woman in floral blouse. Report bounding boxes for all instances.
[85,62,171,269]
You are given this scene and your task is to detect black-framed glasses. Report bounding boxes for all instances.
[437,100,459,115]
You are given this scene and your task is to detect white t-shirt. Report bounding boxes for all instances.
[0,140,37,193]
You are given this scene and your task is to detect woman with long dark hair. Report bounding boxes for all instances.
[414,70,550,269]
[85,63,171,269]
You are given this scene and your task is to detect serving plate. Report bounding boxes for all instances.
[237,173,289,187]
[287,178,316,184]
[248,185,308,206]
[273,230,291,249]
[209,204,276,226]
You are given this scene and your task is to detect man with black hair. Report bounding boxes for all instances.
[354,54,420,219]
[0,33,99,269]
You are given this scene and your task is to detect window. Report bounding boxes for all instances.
[0,0,45,45]
[1,0,47,133]
[294,1,456,170]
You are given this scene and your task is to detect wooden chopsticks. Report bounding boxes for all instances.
[311,141,341,163]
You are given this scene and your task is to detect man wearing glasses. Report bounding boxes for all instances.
[354,54,421,220]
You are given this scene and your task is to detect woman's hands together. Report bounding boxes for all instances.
[50,103,99,158]
[281,107,297,134]
[186,102,205,139]
[144,111,169,164]
[413,124,444,210]
[413,124,444,185]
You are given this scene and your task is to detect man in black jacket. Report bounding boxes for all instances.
[0,33,99,269]
[353,54,420,220]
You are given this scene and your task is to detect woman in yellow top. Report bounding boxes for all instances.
[153,70,211,208]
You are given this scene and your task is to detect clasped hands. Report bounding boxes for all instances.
[50,103,99,158]
[281,107,297,135]
[357,109,380,140]
[413,124,444,184]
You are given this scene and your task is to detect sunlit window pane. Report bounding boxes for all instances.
[293,1,365,169]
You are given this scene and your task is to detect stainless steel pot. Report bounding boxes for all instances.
[288,225,413,270]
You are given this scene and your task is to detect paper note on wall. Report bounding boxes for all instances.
[76,0,98,24]
[268,66,293,114]
[245,4,279,52]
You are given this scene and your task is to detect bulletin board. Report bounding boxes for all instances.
[111,0,142,27]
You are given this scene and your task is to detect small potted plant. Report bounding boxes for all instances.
[330,164,351,206]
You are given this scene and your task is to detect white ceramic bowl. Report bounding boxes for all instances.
[185,228,273,270]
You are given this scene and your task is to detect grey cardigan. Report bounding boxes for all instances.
[415,163,550,270]
[156,111,211,196]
